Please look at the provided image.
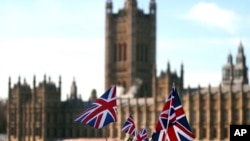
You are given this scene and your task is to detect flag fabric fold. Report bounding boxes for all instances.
[74,85,117,129]
[152,84,195,141]
[133,127,149,141]
[122,114,137,136]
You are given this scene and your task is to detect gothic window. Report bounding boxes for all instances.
[202,128,206,138]
[47,128,50,137]
[212,128,217,138]
[123,43,127,61]
[192,128,196,137]
[245,109,250,121]
[140,45,144,62]
[11,128,15,135]
[116,44,119,62]
[224,127,228,138]
[191,111,196,122]
[159,88,163,96]
[147,112,151,122]
[239,71,242,77]
[136,44,139,61]
[233,110,239,121]
[50,114,54,123]
[114,44,117,62]
[223,69,229,80]
[234,70,237,78]
[201,112,206,122]
[212,112,217,120]
[66,114,71,123]
[138,112,142,123]
[223,110,228,121]
[248,109,250,118]
[54,114,57,123]
[145,46,148,63]
[119,43,122,61]
[114,127,118,137]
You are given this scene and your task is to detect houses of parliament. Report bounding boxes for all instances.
[7,0,250,141]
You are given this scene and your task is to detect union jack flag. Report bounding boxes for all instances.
[122,114,137,136]
[133,127,149,141]
[152,85,195,141]
[74,85,117,129]
[152,90,174,141]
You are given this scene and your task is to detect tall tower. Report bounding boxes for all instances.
[105,0,156,97]
[222,53,234,85]
[233,41,248,85]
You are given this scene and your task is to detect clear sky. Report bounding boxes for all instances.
[0,0,249,101]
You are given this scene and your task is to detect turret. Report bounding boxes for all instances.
[167,61,171,73]
[70,77,77,100]
[43,74,46,84]
[180,63,184,89]
[233,41,248,85]
[106,0,112,14]
[58,75,61,94]
[222,53,234,86]
[149,0,156,15]
[8,77,11,94]
[89,89,97,102]
[18,76,21,85]
[33,75,36,88]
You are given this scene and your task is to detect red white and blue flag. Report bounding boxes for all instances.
[74,85,117,129]
[152,85,195,141]
[133,127,149,141]
[122,114,137,136]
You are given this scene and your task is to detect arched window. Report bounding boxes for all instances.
[145,45,148,63]
[136,44,139,61]
[191,111,196,122]
[114,44,117,62]
[123,43,127,61]
[140,45,143,62]
[118,43,122,61]
[202,128,206,138]
[116,43,119,62]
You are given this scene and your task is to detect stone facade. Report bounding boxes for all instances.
[7,76,102,141]
[105,0,182,140]
[105,0,250,141]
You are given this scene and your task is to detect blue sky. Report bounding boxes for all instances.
[0,0,250,101]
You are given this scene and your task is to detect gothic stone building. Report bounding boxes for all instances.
[7,76,102,141]
[105,0,250,141]
[7,0,250,141]
[105,0,182,140]
[180,43,250,141]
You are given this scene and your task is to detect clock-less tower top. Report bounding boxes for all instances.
[105,0,156,97]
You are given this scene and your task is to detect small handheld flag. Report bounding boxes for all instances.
[152,84,195,141]
[133,127,149,141]
[74,85,117,129]
[122,114,137,136]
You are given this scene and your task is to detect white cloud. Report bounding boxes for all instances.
[186,2,237,33]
